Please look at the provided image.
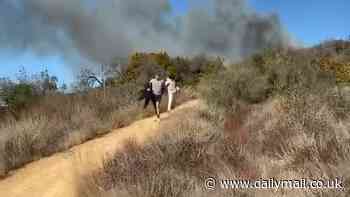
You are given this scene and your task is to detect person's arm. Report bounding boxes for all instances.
[165,79,170,87]
[138,91,145,101]
[138,86,146,101]
[161,80,166,95]
[148,79,153,91]
[145,82,151,91]
[175,81,180,92]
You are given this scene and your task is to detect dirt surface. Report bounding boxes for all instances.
[0,100,199,197]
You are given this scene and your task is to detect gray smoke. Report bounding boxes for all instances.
[0,0,291,66]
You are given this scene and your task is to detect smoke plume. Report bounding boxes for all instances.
[0,0,291,66]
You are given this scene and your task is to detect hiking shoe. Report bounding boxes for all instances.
[154,117,160,122]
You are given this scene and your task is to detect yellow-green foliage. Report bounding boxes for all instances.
[119,51,224,86]
[122,51,174,83]
[200,48,338,114]
[314,39,350,83]
[151,51,172,69]
[123,52,146,82]
[318,56,350,83]
[252,46,350,84]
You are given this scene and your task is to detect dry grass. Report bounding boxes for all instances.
[77,91,349,197]
[75,48,350,197]
[0,85,195,177]
[77,105,247,197]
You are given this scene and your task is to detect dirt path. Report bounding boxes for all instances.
[0,100,199,197]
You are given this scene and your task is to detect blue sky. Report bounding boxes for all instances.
[248,0,349,45]
[0,51,73,86]
[1,0,349,86]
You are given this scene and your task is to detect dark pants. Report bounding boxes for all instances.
[144,92,156,111]
[144,93,162,118]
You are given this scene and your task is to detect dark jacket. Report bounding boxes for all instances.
[138,82,153,101]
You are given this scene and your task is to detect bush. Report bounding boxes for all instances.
[200,48,337,114]
[0,81,196,177]
[118,52,224,87]
[318,56,350,83]
[312,39,350,83]
[4,84,37,119]
[77,44,350,197]
[77,106,253,197]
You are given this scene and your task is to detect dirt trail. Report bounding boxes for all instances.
[0,100,199,197]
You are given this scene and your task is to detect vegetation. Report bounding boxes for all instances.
[199,47,339,115]
[314,39,350,83]
[0,39,349,196]
[78,97,349,197]
[0,53,208,177]
[78,40,350,197]
[118,51,224,86]
[0,69,59,119]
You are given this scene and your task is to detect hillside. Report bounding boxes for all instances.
[0,100,199,197]
[0,41,349,197]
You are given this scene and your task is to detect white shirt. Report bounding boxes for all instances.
[165,78,177,94]
[150,78,163,95]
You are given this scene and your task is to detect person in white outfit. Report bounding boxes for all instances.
[165,76,179,112]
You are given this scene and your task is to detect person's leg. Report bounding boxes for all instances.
[151,94,157,114]
[156,101,160,118]
[154,95,162,119]
[144,95,150,109]
[167,93,173,111]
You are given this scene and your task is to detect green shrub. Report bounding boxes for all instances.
[4,84,37,118]
[200,48,337,114]
[118,52,224,87]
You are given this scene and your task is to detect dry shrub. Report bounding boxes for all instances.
[77,105,256,197]
[199,48,337,116]
[280,94,350,174]
[240,93,350,197]
[199,47,349,183]
[77,46,350,197]
[199,50,350,195]
[223,105,253,146]
[78,93,349,197]
[0,83,195,177]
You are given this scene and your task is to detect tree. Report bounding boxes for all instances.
[39,69,58,94]
[16,67,29,84]
[0,77,14,90]
[0,78,12,108]
[4,83,36,119]
[76,68,104,91]
[60,83,68,93]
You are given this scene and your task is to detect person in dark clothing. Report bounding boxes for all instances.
[140,75,166,121]
[143,81,156,111]
[138,81,157,117]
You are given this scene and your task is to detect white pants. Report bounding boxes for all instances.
[167,92,174,111]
